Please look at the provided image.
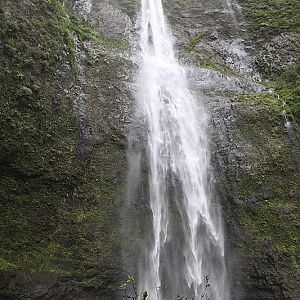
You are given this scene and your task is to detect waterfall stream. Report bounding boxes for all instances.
[133,0,229,299]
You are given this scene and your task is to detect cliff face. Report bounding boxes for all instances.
[0,0,299,299]
[0,0,132,298]
[165,1,299,299]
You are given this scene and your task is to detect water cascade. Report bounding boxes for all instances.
[132,0,229,299]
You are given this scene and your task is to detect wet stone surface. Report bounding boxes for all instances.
[0,0,299,299]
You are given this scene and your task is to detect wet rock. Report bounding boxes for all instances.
[249,194,258,204]
[255,33,300,78]
[73,0,133,39]
[16,86,34,107]
[0,0,299,300]
[262,187,272,200]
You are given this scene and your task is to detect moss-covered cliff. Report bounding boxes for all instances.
[165,0,299,298]
[0,0,299,299]
[240,0,300,122]
[188,0,299,299]
[0,0,131,298]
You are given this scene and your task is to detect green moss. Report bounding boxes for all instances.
[240,0,300,38]
[69,16,96,41]
[0,1,125,295]
[270,59,300,122]
[0,258,16,271]
[0,141,125,294]
[241,0,300,122]
[185,32,234,73]
[239,199,299,258]
[233,92,296,192]
[185,32,205,52]
[236,92,284,137]
[70,16,129,52]
[228,91,300,280]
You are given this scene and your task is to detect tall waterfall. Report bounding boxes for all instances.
[132,0,228,298]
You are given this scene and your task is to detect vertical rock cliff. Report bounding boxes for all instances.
[0,0,299,299]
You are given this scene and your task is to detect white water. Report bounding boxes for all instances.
[73,0,92,16]
[136,0,228,299]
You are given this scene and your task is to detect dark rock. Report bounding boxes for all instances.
[0,0,299,299]
[249,194,258,204]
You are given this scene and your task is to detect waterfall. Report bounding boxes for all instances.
[131,0,229,299]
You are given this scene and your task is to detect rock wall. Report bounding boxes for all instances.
[165,0,300,299]
[164,0,299,299]
[0,0,133,298]
[0,0,299,299]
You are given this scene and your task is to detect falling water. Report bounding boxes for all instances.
[224,0,238,28]
[134,0,228,299]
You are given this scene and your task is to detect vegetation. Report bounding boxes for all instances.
[240,0,300,37]
[120,275,216,300]
[272,59,300,122]
[239,0,300,119]
[222,89,300,297]
[184,33,234,73]
[0,0,127,297]
[0,0,299,298]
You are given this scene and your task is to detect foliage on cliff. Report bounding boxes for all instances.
[241,0,300,121]
[0,0,299,299]
[0,0,77,268]
[274,60,300,122]
[240,0,300,38]
[0,1,126,298]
